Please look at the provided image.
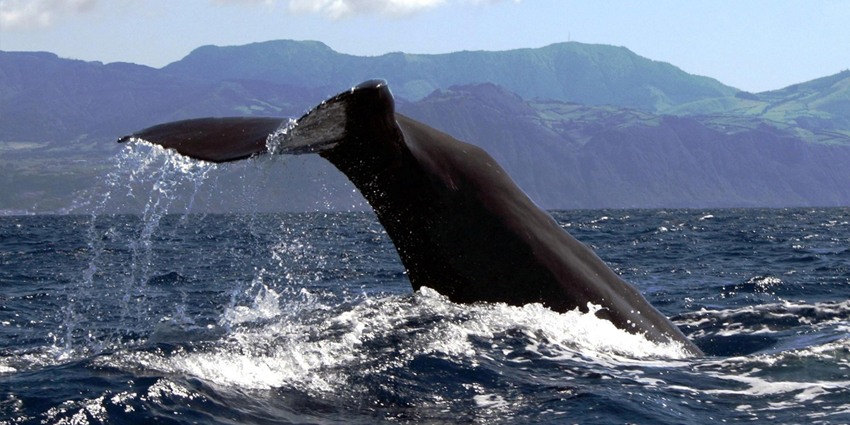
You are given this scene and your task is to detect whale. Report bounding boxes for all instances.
[119,80,703,356]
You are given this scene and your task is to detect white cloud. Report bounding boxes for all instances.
[287,0,445,19]
[287,0,521,20]
[0,0,522,30]
[0,0,99,29]
[209,0,274,6]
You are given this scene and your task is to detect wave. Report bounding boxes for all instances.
[680,300,850,337]
[98,286,693,393]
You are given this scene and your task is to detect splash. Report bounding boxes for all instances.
[55,143,215,359]
[117,144,215,329]
[265,118,298,155]
[102,286,693,395]
[221,275,283,327]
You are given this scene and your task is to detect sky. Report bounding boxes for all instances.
[1,0,849,93]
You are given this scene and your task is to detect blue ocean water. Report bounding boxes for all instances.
[2,147,850,424]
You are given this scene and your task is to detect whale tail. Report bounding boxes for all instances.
[116,79,704,356]
[117,79,392,163]
[117,117,285,163]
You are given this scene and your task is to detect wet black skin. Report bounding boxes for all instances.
[120,80,703,356]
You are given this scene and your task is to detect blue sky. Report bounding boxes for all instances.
[1,0,848,92]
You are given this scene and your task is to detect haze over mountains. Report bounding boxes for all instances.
[1,40,849,213]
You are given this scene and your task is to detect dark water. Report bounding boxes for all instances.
[2,147,850,424]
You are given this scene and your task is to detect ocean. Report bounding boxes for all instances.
[1,145,850,424]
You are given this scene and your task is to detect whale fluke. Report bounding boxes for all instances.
[118,79,391,162]
[118,117,286,163]
[120,79,704,356]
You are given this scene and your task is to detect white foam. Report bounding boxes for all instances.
[42,395,108,425]
[806,403,850,419]
[473,394,508,409]
[103,285,693,394]
[221,281,282,326]
[670,338,850,415]
[702,372,850,401]
[679,300,850,338]
[144,379,202,401]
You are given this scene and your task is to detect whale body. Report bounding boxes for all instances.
[119,80,703,356]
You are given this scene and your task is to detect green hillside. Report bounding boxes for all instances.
[667,70,850,134]
[401,84,850,208]
[163,40,737,112]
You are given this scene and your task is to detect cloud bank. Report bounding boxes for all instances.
[288,0,446,19]
[0,0,521,30]
[288,0,522,19]
[0,0,98,29]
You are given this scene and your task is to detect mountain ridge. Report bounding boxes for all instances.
[161,39,738,111]
[400,83,850,208]
[2,40,850,212]
[666,69,850,134]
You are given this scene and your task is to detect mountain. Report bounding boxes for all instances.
[162,40,737,111]
[2,41,850,213]
[400,84,850,208]
[0,51,327,142]
[667,70,850,135]
[0,40,738,142]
